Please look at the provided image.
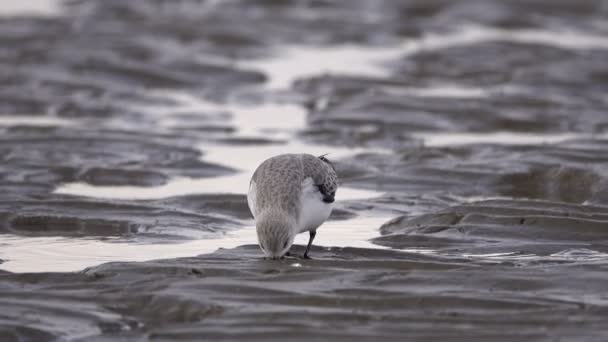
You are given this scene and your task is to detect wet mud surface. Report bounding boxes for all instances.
[376,199,608,256]
[2,0,608,340]
[3,246,608,341]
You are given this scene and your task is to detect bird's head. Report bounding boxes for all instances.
[255,209,295,259]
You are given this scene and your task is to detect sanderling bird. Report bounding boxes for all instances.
[248,153,338,259]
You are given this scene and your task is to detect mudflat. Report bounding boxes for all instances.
[1,0,608,340]
[3,245,608,341]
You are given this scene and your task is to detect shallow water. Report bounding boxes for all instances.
[0,0,62,16]
[414,131,608,147]
[0,215,390,273]
[1,0,608,340]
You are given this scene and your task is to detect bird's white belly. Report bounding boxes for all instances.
[297,177,332,233]
[247,181,257,219]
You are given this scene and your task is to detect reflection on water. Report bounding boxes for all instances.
[140,91,308,140]
[54,98,389,200]
[381,85,490,99]
[242,24,608,90]
[5,212,607,272]
[242,44,402,90]
[415,131,608,147]
[424,25,608,52]
[2,0,608,339]
[0,0,61,16]
[9,19,608,273]
[54,174,383,200]
[0,115,74,127]
[0,215,390,272]
[459,249,608,263]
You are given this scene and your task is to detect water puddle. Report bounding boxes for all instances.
[458,249,608,264]
[241,44,402,90]
[47,135,387,273]
[0,115,74,127]
[0,215,390,273]
[402,25,608,55]
[55,139,387,200]
[25,38,397,273]
[381,85,490,99]
[8,21,608,274]
[139,90,307,140]
[54,175,382,201]
[242,25,608,90]
[0,0,63,16]
[415,131,608,147]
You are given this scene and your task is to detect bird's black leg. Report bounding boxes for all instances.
[303,230,316,259]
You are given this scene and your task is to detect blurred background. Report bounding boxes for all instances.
[1,0,608,270]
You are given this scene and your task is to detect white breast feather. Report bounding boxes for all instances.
[297,177,333,233]
[247,180,257,219]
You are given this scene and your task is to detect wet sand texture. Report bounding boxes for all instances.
[1,0,608,340]
[0,194,247,238]
[2,246,608,341]
[375,199,608,255]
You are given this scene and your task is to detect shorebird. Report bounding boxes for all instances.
[248,154,338,259]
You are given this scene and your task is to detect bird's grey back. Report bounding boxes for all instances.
[251,154,337,218]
